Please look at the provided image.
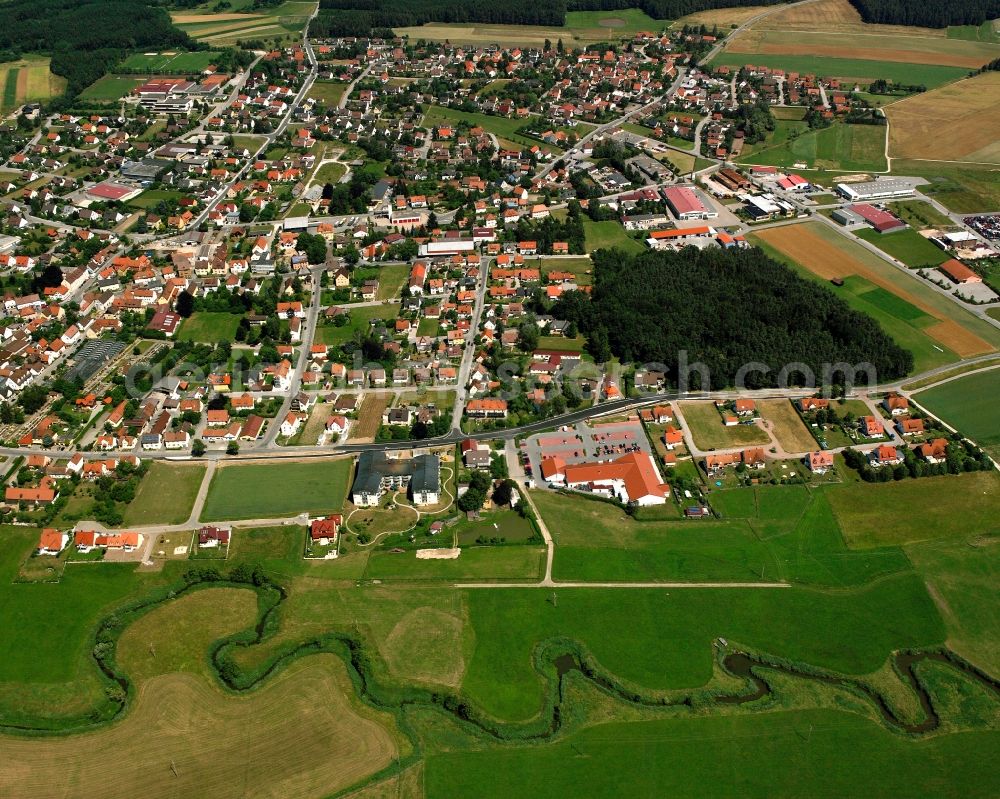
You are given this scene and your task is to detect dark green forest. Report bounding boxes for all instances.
[847,0,1000,27]
[0,0,196,99]
[313,0,787,36]
[552,247,913,390]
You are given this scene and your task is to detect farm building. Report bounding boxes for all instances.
[938,258,982,285]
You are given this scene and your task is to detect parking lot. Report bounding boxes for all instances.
[523,419,653,487]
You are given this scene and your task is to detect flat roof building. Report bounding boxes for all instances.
[836,180,914,202]
[663,186,718,220]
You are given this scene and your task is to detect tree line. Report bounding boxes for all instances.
[552,246,913,389]
[847,0,1000,27]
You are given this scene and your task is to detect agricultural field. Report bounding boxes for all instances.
[678,401,770,450]
[422,105,558,152]
[886,73,1000,165]
[751,222,1000,370]
[756,398,817,452]
[352,394,389,441]
[725,27,1000,69]
[121,462,206,527]
[363,546,545,582]
[172,0,315,45]
[582,218,646,253]
[671,4,774,28]
[201,458,352,521]
[395,8,665,48]
[915,369,1000,460]
[175,311,242,343]
[854,228,951,267]
[736,122,887,173]
[710,53,968,90]
[0,56,66,114]
[116,50,222,73]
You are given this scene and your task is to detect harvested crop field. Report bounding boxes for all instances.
[750,0,945,37]
[725,28,1000,68]
[0,655,396,799]
[757,399,817,453]
[352,394,389,441]
[171,12,266,22]
[754,223,997,359]
[886,73,1000,164]
[672,5,774,28]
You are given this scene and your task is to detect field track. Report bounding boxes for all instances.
[754,224,995,358]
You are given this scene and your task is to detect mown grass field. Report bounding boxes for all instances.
[757,398,816,452]
[891,159,1000,213]
[855,228,951,267]
[363,546,546,582]
[315,304,398,347]
[122,462,206,527]
[710,53,968,89]
[201,459,352,521]
[826,470,1000,547]
[582,218,645,253]
[737,122,887,172]
[307,80,347,108]
[425,709,1000,798]
[915,369,1000,460]
[679,401,770,450]
[176,311,242,343]
[422,105,559,152]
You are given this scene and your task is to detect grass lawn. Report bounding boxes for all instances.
[535,486,910,586]
[425,710,1000,798]
[709,53,968,90]
[530,256,593,285]
[363,546,545,582]
[893,159,1000,214]
[583,218,646,254]
[422,105,559,152]
[307,80,348,107]
[417,317,440,337]
[826,471,1000,548]
[201,459,353,521]
[314,304,398,346]
[855,228,950,267]
[915,369,1000,459]
[455,510,537,545]
[737,122,887,172]
[175,312,242,343]
[128,188,184,210]
[122,462,207,526]
[679,401,770,450]
[315,161,347,184]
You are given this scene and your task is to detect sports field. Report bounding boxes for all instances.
[854,228,951,267]
[201,458,352,520]
[915,369,1000,460]
[116,50,221,73]
[395,8,664,47]
[122,462,206,526]
[737,122,887,172]
[886,72,1000,165]
[79,75,144,101]
[710,53,967,90]
[0,56,65,114]
[176,311,242,343]
[752,222,1000,367]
